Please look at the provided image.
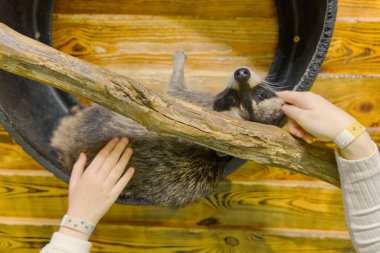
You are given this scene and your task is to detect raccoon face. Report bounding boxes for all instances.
[213,67,284,124]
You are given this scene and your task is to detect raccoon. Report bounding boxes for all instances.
[50,51,284,207]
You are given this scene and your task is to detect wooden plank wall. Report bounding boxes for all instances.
[0,0,379,252]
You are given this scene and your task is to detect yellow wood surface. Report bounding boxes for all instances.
[52,0,380,18]
[1,0,380,252]
[51,14,277,74]
[0,220,354,253]
[0,172,346,230]
[53,0,277,17]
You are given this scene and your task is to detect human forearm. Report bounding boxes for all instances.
[337,143,380,253]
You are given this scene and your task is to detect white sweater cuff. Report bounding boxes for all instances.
[48,232,92,253]
[335,142,380,184]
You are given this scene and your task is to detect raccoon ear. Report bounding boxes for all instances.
[213,88,239,111]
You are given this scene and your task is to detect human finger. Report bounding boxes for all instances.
[303,132,315,144]
[87,137,120,171]
[281,103,306,123]
[69,152,86,191]
[287,119,305,138]
[286,119,315,144]
[276,91,316,109]
[105,147,133,186]
[111,167,135,196]
[98,137,129,176]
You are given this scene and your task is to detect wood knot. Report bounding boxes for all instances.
[72,43,86,52]
[358,102,374,113]
[62,39,91,56]
[196,217,219,226]
[224,236,239,246]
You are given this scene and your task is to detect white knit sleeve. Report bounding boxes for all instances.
[336,142,380,253]
[40,232,92,253]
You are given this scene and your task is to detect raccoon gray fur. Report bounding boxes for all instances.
[51,51,284,207]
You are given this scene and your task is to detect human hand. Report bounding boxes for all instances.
[59,137,134,240]
[276,91,374,159]
[276,91,355,142]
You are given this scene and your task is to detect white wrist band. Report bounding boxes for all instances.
[60,214,96,236]
[333,121,366,149]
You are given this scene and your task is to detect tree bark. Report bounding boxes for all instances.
[0,23,339,186]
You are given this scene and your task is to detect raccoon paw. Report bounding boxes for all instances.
[173,50,187,63]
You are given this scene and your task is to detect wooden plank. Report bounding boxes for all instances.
[52,0,380,19]
[0,172,347,230]
[339,0,380,18]
[51,14,380,75]
[323,21,380,75]
[53,0,276,18]
[0,126,43,170]
[0,219,353,253]
[51,14,277,73]
[312,76,380,128]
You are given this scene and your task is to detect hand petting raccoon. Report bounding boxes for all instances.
[59,137,134,241]
[277,91,374,160]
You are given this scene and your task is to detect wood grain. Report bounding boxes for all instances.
[0,219,353,253]
[0,173,347,230]
[312,76,380,128]
[323,22,380,74]
[52,0,380,19]
[0,126,43,170]
[51,14,380,75]
[51,14,277,73]
[53,0,277,18]
[339,0,380,18]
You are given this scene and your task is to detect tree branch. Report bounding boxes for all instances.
[0,23,339,186]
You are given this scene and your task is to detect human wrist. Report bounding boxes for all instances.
[339,131,375,160]
[59,226,91,241]
[59,213,96,241]
[67,206,100,225]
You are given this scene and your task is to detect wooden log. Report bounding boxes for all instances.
[0,23,339,186]
[0,218,354,253]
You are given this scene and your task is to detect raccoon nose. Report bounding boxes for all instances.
[234,68,251,83]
